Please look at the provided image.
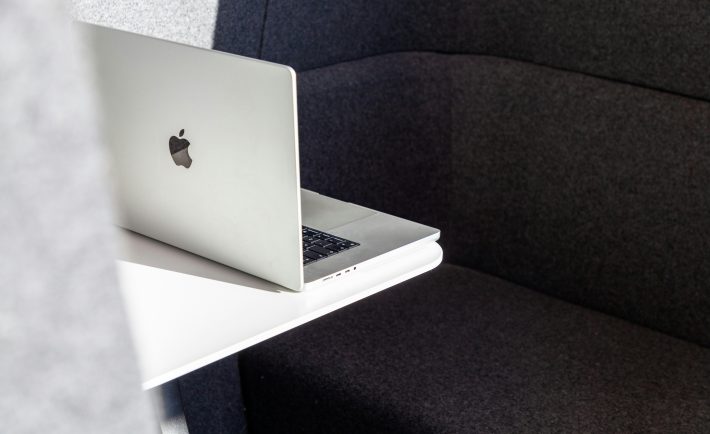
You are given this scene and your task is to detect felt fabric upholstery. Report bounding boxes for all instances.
[177,355,247,434]
[243,0,710,101]
[296,52,710,347]
[213,0,267,58]
[208,1,710,432]
[1,2,155,431]
[240,264,710,433]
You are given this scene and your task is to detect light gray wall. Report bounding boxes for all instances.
[0,1,156,432]
[71,0,219,48]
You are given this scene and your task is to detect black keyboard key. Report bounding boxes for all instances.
[302,226,358,265]
[304,250,323,260]
[308,245,332,256]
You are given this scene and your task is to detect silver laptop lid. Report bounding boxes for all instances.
[84,23,304,290]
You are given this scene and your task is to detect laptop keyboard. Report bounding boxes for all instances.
[302,226,359,265]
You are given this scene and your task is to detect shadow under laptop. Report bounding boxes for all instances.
[116,229,286,293]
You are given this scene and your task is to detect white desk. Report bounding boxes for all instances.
[116,230,442,390]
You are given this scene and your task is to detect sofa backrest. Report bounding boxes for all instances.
[217,0,709,100]
[214,1,710,348]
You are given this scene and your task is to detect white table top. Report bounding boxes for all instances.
[116,230,442,389]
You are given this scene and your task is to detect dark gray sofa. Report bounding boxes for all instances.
[181,1,710,432]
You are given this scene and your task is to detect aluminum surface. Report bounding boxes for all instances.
[87,23,304,290]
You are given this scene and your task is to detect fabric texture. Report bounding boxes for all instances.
[240,264,710,434]
[0,1,155,432]
[217,2,710,433]
[296,52,710,347]
[245,0,710,101]
[212,0,267,58]
[71,0,219,48]
[178,353,247,434]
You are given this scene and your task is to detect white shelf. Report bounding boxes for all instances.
[115,230,442,389]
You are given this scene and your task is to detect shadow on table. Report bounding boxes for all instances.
[115,229,285,293]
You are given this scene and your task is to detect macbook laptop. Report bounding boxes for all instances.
[83,22,440,291]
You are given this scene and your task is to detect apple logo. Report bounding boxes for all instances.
[169,129,192,168]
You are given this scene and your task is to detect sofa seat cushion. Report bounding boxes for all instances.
[240,264,710,433]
